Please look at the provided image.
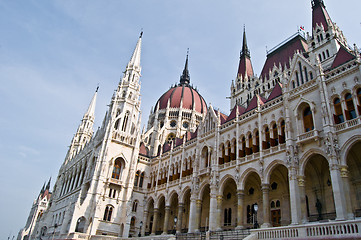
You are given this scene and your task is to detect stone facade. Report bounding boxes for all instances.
[19,1,361,239]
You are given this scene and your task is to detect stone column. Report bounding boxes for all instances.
[195,200,202,232]
[236,190,245,228]
[163,206,170,234]
[330,164,348,220]
[151,208,158,235]
[261,184,271,228]
[177,203,184,233]
[340,167,354,219]
[216,195,223,230]
[188,197,197,233]
[209,187,218,231]
[141,211,148,236]
[288,167,302,225]
[298,176,308,223]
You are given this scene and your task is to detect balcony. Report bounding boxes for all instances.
[199,167,210,176]
[254,219,361,240]
[107,178,123,187]
[335,116,361,133]
[297,130,320,146]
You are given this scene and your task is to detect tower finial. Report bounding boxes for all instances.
[241,25,250,58]
[180,49,190,85]
[140,29,143,38]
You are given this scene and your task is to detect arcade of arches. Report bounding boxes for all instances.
[138,140,361,235]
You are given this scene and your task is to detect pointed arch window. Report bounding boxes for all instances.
[264,127,271,149]
[333,98,344,124]
[272,123,278,146]
[254,131,259,153]
[219,144,225,165]
[240,136,246,157]
[303,107,314,132]
[132,201,138,212]
[304,67,309,82]
[345,93,356,120]
[112,158,123,180]
[114,118,120,130]
[103,205,113,221]
[134,171,140,187]
[357,88,361,115]
[139,172,144,188]
[122,112,129,132]
[247,134,253,155]
[279,120,286,144]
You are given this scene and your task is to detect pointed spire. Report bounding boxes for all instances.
[241,26,250,58]
[311,0,333,32]
[46,177,51,190]
[85,87,98,118]
[180,49,190,85]
[127,31,142,69]
[40,182,46,194]
[237,26,254,80]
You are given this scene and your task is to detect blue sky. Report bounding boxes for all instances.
[0,0,360,238]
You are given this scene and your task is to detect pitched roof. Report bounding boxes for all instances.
[260,34,308,80]
[245,95,266,112]
[162,142,171,153]
[175,137,183,147]
[214,110,228,124]
[139,142,149,156]
[226,105,246,122]
[330,46,356,69]
[238,57,254,79]
[266,82,283,102]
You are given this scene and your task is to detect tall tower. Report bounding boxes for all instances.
[308,0,349,68]
[65,88,98,163]
[230,27,254,109]
[77,32,143,238]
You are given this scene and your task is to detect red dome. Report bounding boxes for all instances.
[155,84,207,114]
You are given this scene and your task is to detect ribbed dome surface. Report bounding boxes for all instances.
[155,84,207,114]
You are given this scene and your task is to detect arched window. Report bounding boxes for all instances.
[240,136,246,157]
[75,217,86,233]
[272,123,278,146]
[134,171,140,187]
[139,172,144,188]
[103,205,113,221]
[122,112,129,132]
[247,134,253,155]
[304,67,309,82]
[254,131,259,153]
[333,98,344,124]
[132,201,138,212]
[326,49,330,58]
[310,72,313,80]
[292,81,295,89]
[264,127,271,149]
[357,88,361,115]
[345,93,356,120]
[303,107,314,132]
[280,120,286,144]
[112,158,122,180]
[130,217,136,228]
[322,52,326,60]
[295,71,300,86]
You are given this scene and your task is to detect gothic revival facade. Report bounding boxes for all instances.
[19,1,361,239]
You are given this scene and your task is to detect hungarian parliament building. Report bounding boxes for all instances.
[18,1,361,239]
